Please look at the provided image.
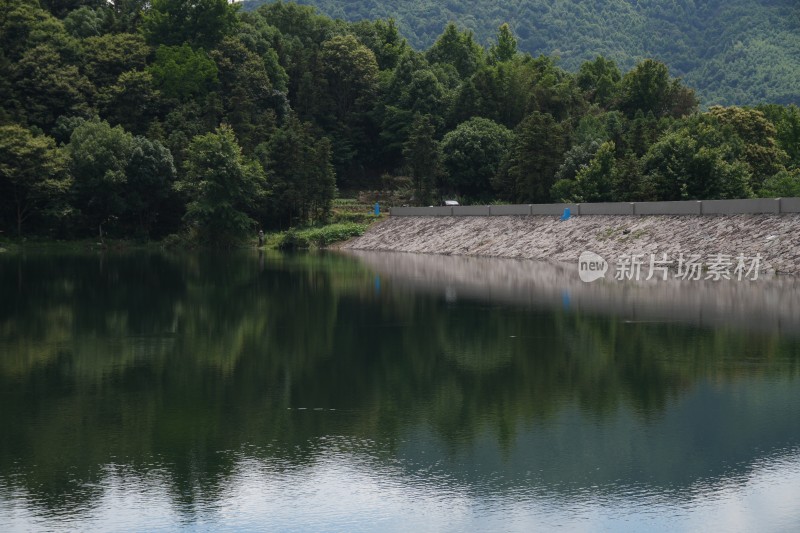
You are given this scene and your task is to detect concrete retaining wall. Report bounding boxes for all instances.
[391,206,452,216]
[390,198,800,217]
[635,201,702,215]
[452,205,491,216]
[702,198,780,214]
[530,203,579,216]
[489,204,531,215]
[781,198,800,213]
[579,202,635,215]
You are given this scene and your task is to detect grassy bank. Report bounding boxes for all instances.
[259,199,386,250]
[264,220,379,250]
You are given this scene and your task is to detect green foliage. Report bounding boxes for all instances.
[176,124,267,245]
[67,119,137,231]
[577,56,621,107]
[331,211,378,223]
[441,117,513,200]
[81,33,149,88]
[619,59,697,118]
[63,6,107,38]
[11,44,93,129]
[758,169,800,198]
[257,115,336,228]
[402,113,441,205]
[426,22,483,79]
[489,23,516,64]
[349,18,409,71]
[142,0,239,49]
[550,139,603,201]
[706,106,788,191]
[124,136,177,237]
[98,70,162,135]
[319,34,379,121]
[210,37,282,150]
[147,44,219,101]
[248,0,800,107]
[640,120,753,201]
[2,0,800,244]
[495,112,567,203]
[277,221,367,249]
[571,141,618,202]
[757,104,800,168]
[0,125,71,237]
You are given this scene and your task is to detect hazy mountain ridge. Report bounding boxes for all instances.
[243,0,800,105]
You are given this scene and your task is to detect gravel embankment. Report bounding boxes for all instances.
[343,215,800,275]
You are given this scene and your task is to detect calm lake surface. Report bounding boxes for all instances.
[1,250,799,532]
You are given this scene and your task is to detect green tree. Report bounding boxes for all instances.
[11,44,93,130]
[81,33,149,89]
[319,34,380,123]
[40,0,105,19]
[707,105,788,190]
[758,169,800,198]
[108,0,149,33]
[98,70,162,135]
[619,59,697,118]
[176,125,267,245]
[757,104,800,168]
[0,125,71,237]
[441,117,513,199]
[403,113,442,204]
[318,34,380,183]
[123,136,176,237]
[426,22,483,79]
[553,139,603,185]
[577,56,621,107]
[349,18,409,71]
[67,119,136,236]
[495,112,568,203]
[147,44,218,101]
[378,64,450,167]
[257,115,336,228]
[211,37,281,150]
[489,23,517,64]
[571,141,618,202]
[142,0,239,49]
[640,125,752,201]
[63,6,107,38]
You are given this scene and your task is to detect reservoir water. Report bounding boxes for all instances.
[1,250,799,532]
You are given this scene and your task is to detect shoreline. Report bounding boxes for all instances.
[342,214,800,276]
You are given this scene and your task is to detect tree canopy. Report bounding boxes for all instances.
[0,0,797,243]
[244,0,800,107]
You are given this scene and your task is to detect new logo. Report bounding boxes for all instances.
[578,251,608,282]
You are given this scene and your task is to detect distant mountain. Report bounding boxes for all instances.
[243,0,800,106]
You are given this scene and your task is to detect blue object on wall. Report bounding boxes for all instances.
[561,207,571,221]
[374,202,380,216]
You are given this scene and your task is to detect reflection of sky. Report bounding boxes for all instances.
[2,378,800,531]
[2,447,800,532]
[3,374,800,533]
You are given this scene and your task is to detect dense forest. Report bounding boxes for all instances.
[247,0,800,106]
[1,0,800,244]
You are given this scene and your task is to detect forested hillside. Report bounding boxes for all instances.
[2,0,799,246]
[243,0,800,106]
